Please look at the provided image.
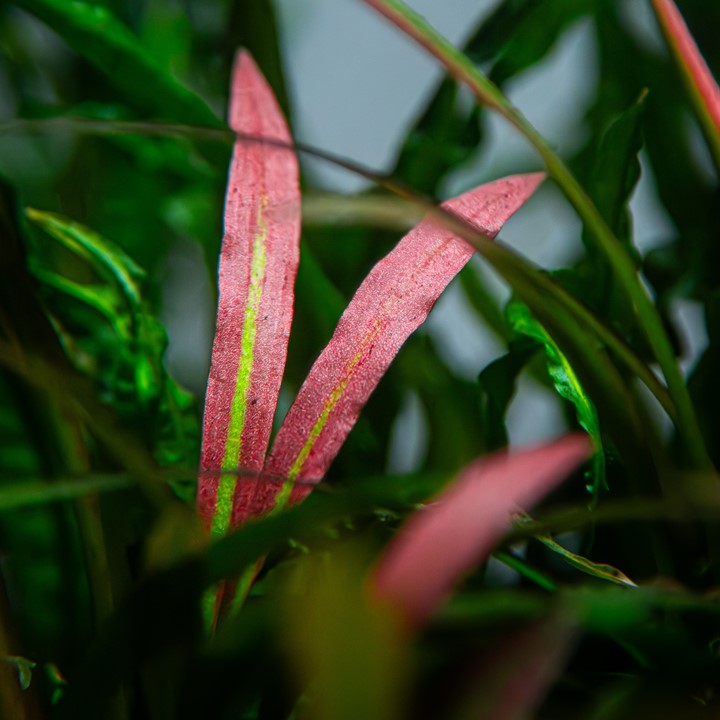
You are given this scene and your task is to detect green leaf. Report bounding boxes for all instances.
[651,0,720,171]
[398,336,485,473]
[393,78,481,195]
[578,94,648,344]
[11,0,219,125]
[26,207,145,309]
[2,655,36,691]
[506,298,606,497]
[25,207,200,469]
[281,544,409,720]
[224,0,291,117]
[588,93,647,252]
[476,340,537,452]
[362,0,710,471]
[536,535,636,587]
[0,475,133,510]
[477,0,593,85]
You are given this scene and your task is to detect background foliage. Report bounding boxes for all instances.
[1,0,720,717]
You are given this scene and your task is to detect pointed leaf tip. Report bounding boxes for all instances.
[198,49,300,535]
[262,173,544,504]
[372,434,592,629]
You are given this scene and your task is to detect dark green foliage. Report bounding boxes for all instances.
[0,0,719,718]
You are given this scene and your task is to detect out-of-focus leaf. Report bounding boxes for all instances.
[0,474,133,510]
[392,0,592,196]
[577,94,648,350]
[397,335,484,473]
[11,0,219,126]
[458,261,509,342]
[140,0,192,74]
[0,182,94,668]
[363,0,710,471]
[393,79,481,195]
[197,50,300,535]
[282,545,408,720]
[372,435,591,628]
[264,175,544,506]
[2,655,36,691]
[537,535,637,587]
[461,0,587,69]
[451,614,578,720]
[651,0,720,168]
[52,470,445,718]
[224,0,290,116]
[688,290,720,468]
[476,340,537,452]
[26,207,145,309]
[587,93,646,254]
[477,0,593,85]
[506,298,606,497]
[592,5,719,299]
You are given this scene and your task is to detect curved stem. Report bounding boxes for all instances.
[363,0,711,471]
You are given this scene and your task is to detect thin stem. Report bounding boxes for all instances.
[362,0,711,471]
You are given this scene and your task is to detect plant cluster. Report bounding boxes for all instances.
[1,0,720,718]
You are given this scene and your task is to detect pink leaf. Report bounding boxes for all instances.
[197,50,301,536]
[460,614,578,720]
[258,174,544,516]
[372,434,592,629]
[651,0,720,150]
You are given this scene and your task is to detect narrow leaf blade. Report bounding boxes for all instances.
[372,434,592,628]
[651,0,720,167]
[198,51,300,535]
[262,174,543,506]
[455,614,578,720]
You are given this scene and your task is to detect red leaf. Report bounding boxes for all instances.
[197,50,300,536]
[372,434,591,629]
[651,0,720,139]
[258,174,543,515]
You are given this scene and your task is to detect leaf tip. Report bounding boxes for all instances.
[371,433,592,629]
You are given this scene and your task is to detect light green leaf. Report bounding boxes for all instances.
[537,535,637,588]
[506,297,606,497]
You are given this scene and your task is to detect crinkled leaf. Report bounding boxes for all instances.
[506,298,606,497]
[25,208,200,469]
[197,51,301,535]
[362,0,710,470]
[372,435,591,628]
